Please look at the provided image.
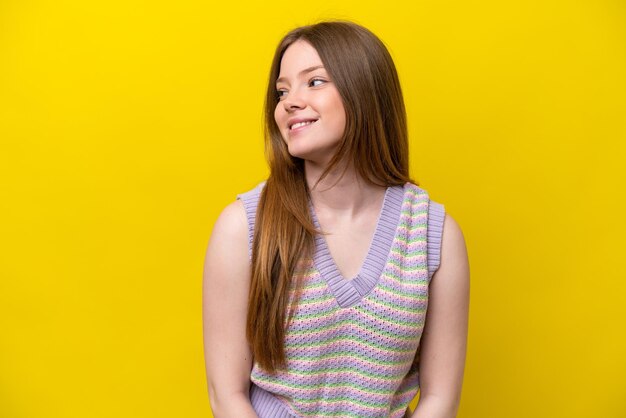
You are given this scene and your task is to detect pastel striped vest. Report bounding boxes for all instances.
[237,181,445,418]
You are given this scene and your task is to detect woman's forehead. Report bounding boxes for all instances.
[278,41,324,77]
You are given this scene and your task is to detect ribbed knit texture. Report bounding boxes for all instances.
[236,181,445,418]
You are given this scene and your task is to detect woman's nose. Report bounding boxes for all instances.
[282,89,305,111]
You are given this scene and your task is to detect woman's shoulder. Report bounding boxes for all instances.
[213,179,267,234]
[431,211,469,301]
[210,199,248,253]
[203,198,251,303]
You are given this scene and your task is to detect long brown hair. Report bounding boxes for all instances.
[247,20,416,373]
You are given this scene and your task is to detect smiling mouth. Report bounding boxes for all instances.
[289,119,318,130]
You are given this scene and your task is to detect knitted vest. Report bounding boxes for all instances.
[236,181,445,418]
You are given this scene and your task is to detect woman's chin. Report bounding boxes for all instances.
[286,145,314,160]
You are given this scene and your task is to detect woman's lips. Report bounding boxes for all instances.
[289,119,318,134]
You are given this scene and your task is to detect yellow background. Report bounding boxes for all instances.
[1,0,624,417]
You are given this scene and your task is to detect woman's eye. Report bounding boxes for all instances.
[276,90,287,99]
[309,78,325,87]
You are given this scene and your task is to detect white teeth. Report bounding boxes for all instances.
[290,120,316,130]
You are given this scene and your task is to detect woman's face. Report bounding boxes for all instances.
[274,40,346,166]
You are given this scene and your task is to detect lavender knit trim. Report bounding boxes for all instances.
[249,383,298,417]
[236,181,445,282]
[427,200,445,280]
[235,181,266,262]
[309,185,404,308]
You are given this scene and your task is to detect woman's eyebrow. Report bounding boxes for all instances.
[276,65,325,85]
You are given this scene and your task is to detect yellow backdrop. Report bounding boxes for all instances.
[1,0,624,417]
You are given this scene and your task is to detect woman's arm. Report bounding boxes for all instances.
[411,214,470,418]
[202,200,258,417]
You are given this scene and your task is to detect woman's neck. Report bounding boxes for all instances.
[304,160,387,218]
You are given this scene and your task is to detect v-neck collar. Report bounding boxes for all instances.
[307,184,405,308]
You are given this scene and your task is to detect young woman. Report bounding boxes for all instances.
[203,21,469,418]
